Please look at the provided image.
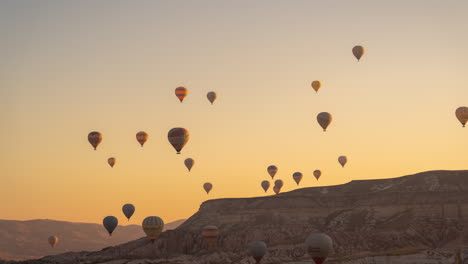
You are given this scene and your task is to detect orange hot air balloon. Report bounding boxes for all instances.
[352,45,365,61]
[207,91,217,105]
[317,112,332,131]
[202,225,219,247]
[267,165,278,179]
[136,131,148,147]
[167,128,190,154]
[261,180,270,193]
[203,182,213,194]
[293,172,303,185]
[311,81,322,93]
[313,170,321,180]
[273,185,280,195]
[88,131,102,150]
[175,86,188,102]
[108,157,116,168]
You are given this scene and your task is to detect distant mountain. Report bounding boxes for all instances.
[0,218,185,261]
[3,170,468,264]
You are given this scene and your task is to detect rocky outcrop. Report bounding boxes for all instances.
[6,170,468,263]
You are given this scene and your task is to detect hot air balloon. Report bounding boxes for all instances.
[338,156,347,167]
[317,112,332,131]
[142,216,164,243]
[455,107,468,127]
[103,216,118,236]
[261,180,270,193]
[274,179,284,189]
[167,127,190,154]
[267,165,278,179]
[352,45,365,61]
[108,157,116,168]
[293,172,303,185]
[305,233,333,264]
[247,241,267,264]
[202,225,219,247]
[48,235,58,247]
[207,91,217,105]
[184,158,194,172]
[122,204,135,221]
[136,131,148,147]
[313,170,321,180]
[203,182,213,194]
[175,86,188,102]
[311,81,322,93]
[88,131,102,150]
[273,185,280,194]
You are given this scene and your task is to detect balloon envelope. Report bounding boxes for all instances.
[88,131,102,150]
[455,107,468,127]
[103,216,118,236]
[305,233,333,264]
[273,185,280,194]
[203,182,213,194]
[136,131,148,147]
[108,157,116,168]
[311,81,322,93]
[313,170,322,180]
[338,156,347,167]
[293,172,303,185]
[207,91,217,104]
[352,45,365,61]
[48,235,58,247]
[267,165,278,179]
[122,204,135,220]
[175,86,188,102]
[247,241,267,264]
[184,158,194,172]
[274,179,283,188]
[202,225,219,246]
[167,128,190,154]
[317,112,332,131]
[261,180,270,193]
[142,216,164,243]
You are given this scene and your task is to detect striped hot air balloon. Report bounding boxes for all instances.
[202,225,219,247]
[88,131,102,150]
[136,131,148,147]
[175,86,188,102]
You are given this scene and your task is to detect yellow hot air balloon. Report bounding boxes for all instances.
[202,225,219,247]
[142,216,164,243]
[203,182,213,194]
[136,131,148,147]
[88,131,102,150]
[313,170,321,180]
[352,45,365,61]
[167,128,190,154]
[338,156,347,168]
[293,172,303,185]
[207,91,217,105]
[317,112,332,131]
[184,158,194,172]
[175,86,188,102]
[108,157,116,168]
[455,107,468,127]
[48,235,58,247]
[311,81,322,93]
[267,165,278,179]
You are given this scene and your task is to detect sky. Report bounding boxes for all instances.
[1,0,467,225]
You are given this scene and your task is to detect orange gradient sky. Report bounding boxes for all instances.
[1,0,467,225]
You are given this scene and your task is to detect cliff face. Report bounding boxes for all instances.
[6,170,468,264]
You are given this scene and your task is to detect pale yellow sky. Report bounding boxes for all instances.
[1,0,467,225]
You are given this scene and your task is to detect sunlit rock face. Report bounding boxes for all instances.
[6,170,468,264]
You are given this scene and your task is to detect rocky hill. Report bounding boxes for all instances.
[0,219,185,261]
[3,170,468,264]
